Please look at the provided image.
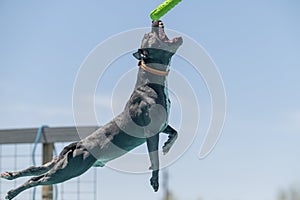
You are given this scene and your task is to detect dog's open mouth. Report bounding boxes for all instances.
[138,20,183,57]
[152,20,183,47]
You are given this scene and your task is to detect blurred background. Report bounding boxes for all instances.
[0,0,300,200]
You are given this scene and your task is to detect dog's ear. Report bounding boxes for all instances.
[133,49,148,60]
[133,50,141,60]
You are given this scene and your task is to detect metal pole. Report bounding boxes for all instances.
[163,170,171,200]
[42,143,54,200]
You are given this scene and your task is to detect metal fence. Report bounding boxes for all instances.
[0,127,99,200]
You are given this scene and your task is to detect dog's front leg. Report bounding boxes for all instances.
[146,132,159,192]
[162,125,178,154]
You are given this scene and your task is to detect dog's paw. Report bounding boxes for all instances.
[162,134,178,155]
[150,176,159,192]
[0,172,14,180]
[162,143,171,155]
[150,171,159,192]
[162,140,175,155]
[5,191,15,200]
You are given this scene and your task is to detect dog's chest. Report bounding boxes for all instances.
[126,82,170,131]
[148,83,170,131]
[160,84,170,131]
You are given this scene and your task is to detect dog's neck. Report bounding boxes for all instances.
[134,62,169,89]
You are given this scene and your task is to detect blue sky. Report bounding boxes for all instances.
[1,1,300,200]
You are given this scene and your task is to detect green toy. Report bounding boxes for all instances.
[150,0,182,20]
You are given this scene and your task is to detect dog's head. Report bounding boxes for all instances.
[133,20,183,66]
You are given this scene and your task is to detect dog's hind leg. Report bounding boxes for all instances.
[4,174,48,200]
[162,125,178,154]
[0,158,58,180]
[5,144,97,199]
[1,142,79,181]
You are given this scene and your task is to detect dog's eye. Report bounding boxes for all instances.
[159,22,164,28]
[142,50,149,58]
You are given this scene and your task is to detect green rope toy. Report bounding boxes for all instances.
[150,0,182,20]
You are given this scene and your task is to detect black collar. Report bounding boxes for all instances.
[133,48,174,66]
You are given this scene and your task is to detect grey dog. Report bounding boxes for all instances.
[1,20,182,200]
